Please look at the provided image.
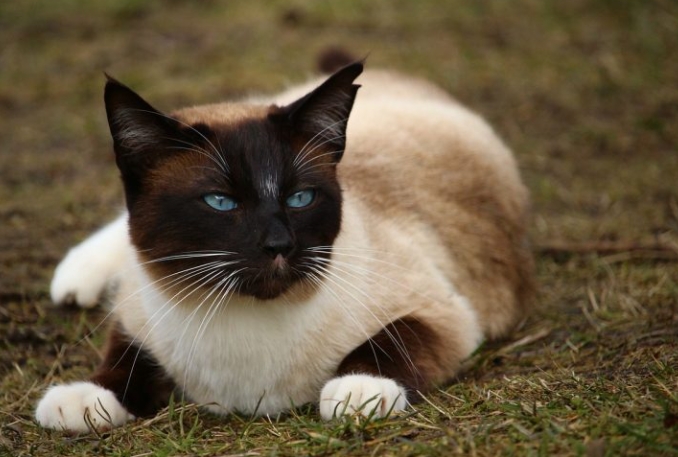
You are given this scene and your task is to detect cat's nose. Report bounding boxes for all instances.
[260,222,295,258]
[262,237,294,258]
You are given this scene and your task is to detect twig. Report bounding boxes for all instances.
[536,241,678,261]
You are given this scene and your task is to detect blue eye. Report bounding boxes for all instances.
[203,194,238,212]
[286,189,316,208]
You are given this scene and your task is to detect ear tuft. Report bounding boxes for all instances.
[272,62,363,162]
[104,79,175,154]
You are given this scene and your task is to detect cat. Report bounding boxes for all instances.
[35,55,533,433]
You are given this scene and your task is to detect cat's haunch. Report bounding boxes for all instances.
[37,59,533,433]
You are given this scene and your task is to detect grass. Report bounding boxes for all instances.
[1,0,677,455]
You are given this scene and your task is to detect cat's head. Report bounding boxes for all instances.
[104,63,363,300]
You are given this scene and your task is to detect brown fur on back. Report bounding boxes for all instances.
[333,71,534,339]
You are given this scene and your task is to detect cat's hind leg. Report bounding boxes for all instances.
[50,213,131,308]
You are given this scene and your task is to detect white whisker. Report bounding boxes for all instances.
[122,108,229,174]
[302,256,421,380]
[122,263,234,399]
[77,255,239,346]
[182,272,244,389]
[293,119,347,171]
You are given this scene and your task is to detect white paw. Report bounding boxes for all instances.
[50,247,113,308]
[50,215,130,308]
[319,374,408,420]
[35,382,134,433]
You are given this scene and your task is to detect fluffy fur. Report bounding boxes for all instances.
[36,60,533,433]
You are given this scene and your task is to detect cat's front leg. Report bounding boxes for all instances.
[36,323,175,433]
[50,213,131,308]
[319,317,444,421]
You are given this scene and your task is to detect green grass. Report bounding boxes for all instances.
[1,0,677,455]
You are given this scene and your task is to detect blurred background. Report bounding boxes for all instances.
[1,0,676,454]
[2,1,676,291]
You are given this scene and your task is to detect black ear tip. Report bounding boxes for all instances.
[103,76,137,105]
[104,72,120,84]
[331,60,364,85]
[347,61,364,74]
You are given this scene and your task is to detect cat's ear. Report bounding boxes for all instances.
[104,75,181,176]
[271,62,363,162]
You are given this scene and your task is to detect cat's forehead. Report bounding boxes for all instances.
[170,103,294,198]
[172,103,284,164]
[172,103,269,126]
[159,101,339,200]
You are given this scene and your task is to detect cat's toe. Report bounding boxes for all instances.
[319,374,408,420]
[35,382,133,433]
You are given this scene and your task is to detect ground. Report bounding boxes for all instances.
[1,0,677,456]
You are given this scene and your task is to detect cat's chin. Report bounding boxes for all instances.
[244,267,320,302]
[250,286,288,300]
[239,265,297,300]
[241,255,315,300]
[243,278,296,300]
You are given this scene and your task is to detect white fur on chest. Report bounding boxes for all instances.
[139,286,341,415]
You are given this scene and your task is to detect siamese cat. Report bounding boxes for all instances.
[35,57,533,433]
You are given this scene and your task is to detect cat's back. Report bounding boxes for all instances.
[341,69,523,206]
[336,70,533,338]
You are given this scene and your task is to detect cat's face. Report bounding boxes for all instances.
[105,64,362,300]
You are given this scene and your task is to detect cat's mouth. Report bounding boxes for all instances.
[244,274,296,300]
[271,254,288,273]
[241,255,302,300]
